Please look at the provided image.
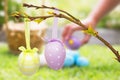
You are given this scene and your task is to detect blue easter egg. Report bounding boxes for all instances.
[63,55,74,67]
[76,57,89,67]
[71,51,80,63]
[66,49,80,63]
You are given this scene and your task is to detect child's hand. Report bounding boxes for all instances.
[62,23,83,41]
[62,19,96,46]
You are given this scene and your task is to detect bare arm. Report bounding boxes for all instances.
[62,0,120,46]
[88,0,120,28]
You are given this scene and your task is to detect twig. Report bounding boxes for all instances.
[96,35,120,62]
[23,3,80,21]
[12,3,120,62]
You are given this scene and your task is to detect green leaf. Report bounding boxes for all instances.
[83,25,98,36]
[47,11,54,14]
[11,11,20,17]
[34,18,44,23]
[20,11,29,17]
[24,18,30,22]
[11,11,29,19]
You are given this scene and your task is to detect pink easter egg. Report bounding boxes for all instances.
[45,39,66,70]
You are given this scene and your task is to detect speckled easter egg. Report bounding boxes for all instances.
[65,36,81,50]
[76,57,89,67]
[18,52,40,76]
[45,39,66,70]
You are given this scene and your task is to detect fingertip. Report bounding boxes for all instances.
[65,36,70,41]
[62,37,65,43]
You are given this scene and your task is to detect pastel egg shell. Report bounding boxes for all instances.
[66,49,80,63]
[63,55,74,67]
[39,52,47,66]
[45,39,66,70]
[65,36,81,50]
[76,57,89,67]
[18,52,40,76]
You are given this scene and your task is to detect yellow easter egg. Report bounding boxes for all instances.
[18,52,40,76]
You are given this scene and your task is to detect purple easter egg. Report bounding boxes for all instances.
[45,39,66,70]
[65,36,81,50]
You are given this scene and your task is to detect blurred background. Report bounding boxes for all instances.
[0,0,120,28]
[0,0,120,44]
[0,0,120,80]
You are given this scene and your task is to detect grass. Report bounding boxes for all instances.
[0,43,120,80]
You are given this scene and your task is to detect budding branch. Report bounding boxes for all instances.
[12,3,120,62]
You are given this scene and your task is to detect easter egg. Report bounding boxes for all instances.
[39,52,47,67]
[18,52,40,76]
[76,57,89,67]
[65,36,81,50]
[63,55,74,67]
[45,39,66,70]
[66,49,80,63]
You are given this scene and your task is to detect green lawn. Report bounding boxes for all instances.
[0,43,120,80]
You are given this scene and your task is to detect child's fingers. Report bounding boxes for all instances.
[62,25,71,41]
[65,29,73,40]
[80,34,91,46]
[62,23,84,42]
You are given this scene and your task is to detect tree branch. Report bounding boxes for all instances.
[96,35,120,62]
[23,3,80,22]
[12,3,120,62]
